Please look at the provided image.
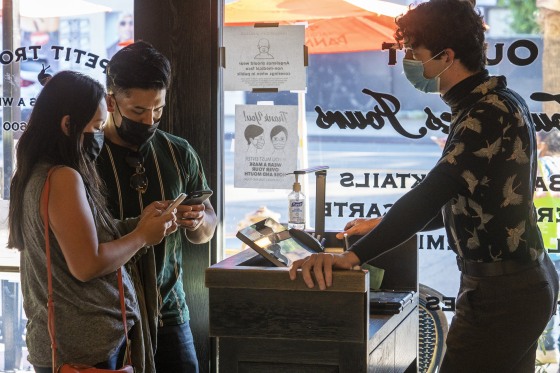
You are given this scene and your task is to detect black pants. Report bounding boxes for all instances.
[440,253,559,373]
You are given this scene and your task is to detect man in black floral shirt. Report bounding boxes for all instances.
[289,0,559,371]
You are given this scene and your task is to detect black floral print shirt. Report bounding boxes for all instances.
[351,70,543,264]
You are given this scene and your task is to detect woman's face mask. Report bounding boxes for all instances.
[83,131,104,161]
[403,50,453,94]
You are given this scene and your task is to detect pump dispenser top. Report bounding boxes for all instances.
[293,179,301,192]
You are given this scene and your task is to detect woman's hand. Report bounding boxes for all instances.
[135,203,177,246]
[140,201,166,220]
[288,251,361,290]
[335,218,382,240]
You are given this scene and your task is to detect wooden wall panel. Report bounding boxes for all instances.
[134,1,222,372]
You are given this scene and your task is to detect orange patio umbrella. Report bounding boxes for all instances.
[225,0,406,54]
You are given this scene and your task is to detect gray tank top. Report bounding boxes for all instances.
[20,163,140,367]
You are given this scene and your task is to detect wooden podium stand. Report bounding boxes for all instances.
[206,235,418,373]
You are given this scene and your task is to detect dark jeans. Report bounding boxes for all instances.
[440,253,559,372]
[33,339,125,373]
[155,321,199,373]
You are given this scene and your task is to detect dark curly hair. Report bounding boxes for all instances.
[395,0,486,72]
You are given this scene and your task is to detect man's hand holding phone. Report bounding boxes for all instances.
[176,190,213,230]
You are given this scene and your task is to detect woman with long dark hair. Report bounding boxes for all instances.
[8,70,177,372]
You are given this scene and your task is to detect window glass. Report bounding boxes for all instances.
[0,1,133,370]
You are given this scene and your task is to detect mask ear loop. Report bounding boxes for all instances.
[111,94,125,117]
[422,49,447,65]
[435,50,454,78]
[110,94,127,132]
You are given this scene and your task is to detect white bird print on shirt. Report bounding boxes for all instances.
[450,227,463,257]
[469,199,493,230]
[489,245,503,261]
[513,111,524,127]
[506,137,529,164]
[483,94,509,112]
[456,116,482,134]
[472,78,498,95]
[502,123,512,141]
[439,143,465,165]
[452,196,469,216]
[506,221,526,252]
[501,175,523,207]
[461,170,479,194]
[465,227,480,250]
[473,138,502,162]
[529,247,540,261]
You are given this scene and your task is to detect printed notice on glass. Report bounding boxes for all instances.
[234,104,298,189]
[223,25,306,92]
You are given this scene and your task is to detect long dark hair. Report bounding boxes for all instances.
[8,70,118,250]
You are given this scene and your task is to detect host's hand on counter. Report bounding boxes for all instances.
[335,217,382,240]
[289,251,361,290]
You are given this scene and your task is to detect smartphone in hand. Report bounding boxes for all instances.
[164,193,187,213]
[181,190,213,205]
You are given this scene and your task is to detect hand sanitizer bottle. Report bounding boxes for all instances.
[288,175,306,230]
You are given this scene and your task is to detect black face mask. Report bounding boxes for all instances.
[114,100,159,148]
[83,132,104,161]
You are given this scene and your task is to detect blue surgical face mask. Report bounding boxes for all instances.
[82,131,104,161]
[403,50,452,94]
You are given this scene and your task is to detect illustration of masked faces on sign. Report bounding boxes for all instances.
[234,105,298,189]
[245,124,265,155]
[271,125,287,156]
[255,38,274,59]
